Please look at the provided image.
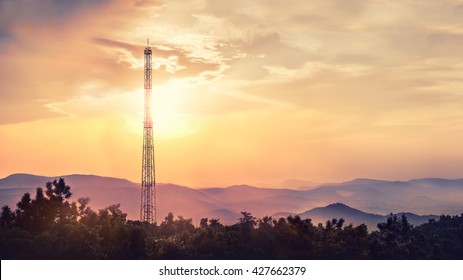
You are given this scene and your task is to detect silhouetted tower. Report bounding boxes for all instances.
[140,39,156,223]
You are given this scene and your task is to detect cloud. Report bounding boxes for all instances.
[93,37,223,80]
[0,0,228,124]
[1,0,462,125]
[0,0,108,44]
[2,0,463,184]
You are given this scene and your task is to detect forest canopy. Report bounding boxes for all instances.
[1,179,462,259]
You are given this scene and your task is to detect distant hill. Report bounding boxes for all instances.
[298,203,439,230]
[0,173,461,227]
[300,203,385,226]
[308,177,463,215]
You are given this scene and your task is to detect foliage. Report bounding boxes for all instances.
[1,179,463,259]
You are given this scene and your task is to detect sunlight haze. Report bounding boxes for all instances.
[1,0,463,187]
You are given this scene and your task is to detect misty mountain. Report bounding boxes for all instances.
[300,203,385,225]
[309,178,463,215]
[0,174,462,227]
[298,203,439,229]
[257,179,320,190]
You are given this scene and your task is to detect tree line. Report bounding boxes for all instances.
[1,179,462,259]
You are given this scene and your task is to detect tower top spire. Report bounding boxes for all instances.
[144,38,152,55]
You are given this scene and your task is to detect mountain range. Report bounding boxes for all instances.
[0,173,461,228]
[297,203,439,229]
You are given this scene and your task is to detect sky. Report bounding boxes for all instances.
[1,0,463,187]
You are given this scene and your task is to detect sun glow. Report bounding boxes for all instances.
[144,81,197,137]
[3,0,463,187]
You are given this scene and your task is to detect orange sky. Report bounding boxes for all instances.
[1,0,463,187]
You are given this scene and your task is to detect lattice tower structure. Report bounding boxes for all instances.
[140,40,156,223]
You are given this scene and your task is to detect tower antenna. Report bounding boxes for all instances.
[140,39,156,223]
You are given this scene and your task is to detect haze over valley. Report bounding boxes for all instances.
[1,173,461,228]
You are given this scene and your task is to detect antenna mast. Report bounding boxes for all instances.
[140,39,156,223]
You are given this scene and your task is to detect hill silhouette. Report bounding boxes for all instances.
[0,174,461,226]
[299,203,438,229]
[1,177,462,260]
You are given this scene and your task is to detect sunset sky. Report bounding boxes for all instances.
[1,0,463,187]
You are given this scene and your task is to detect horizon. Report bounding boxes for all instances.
[2,1,463,187]
[2,172,461,224]
[2,172,463,190]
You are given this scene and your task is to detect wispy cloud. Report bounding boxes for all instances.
[1,0,463,184]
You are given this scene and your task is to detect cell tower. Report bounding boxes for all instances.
[140,39,156,223]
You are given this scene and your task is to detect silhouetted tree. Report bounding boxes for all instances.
[1,205,15,228]
[239,212,256,231]
[369,214,417,259]
[3,179,463,260]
